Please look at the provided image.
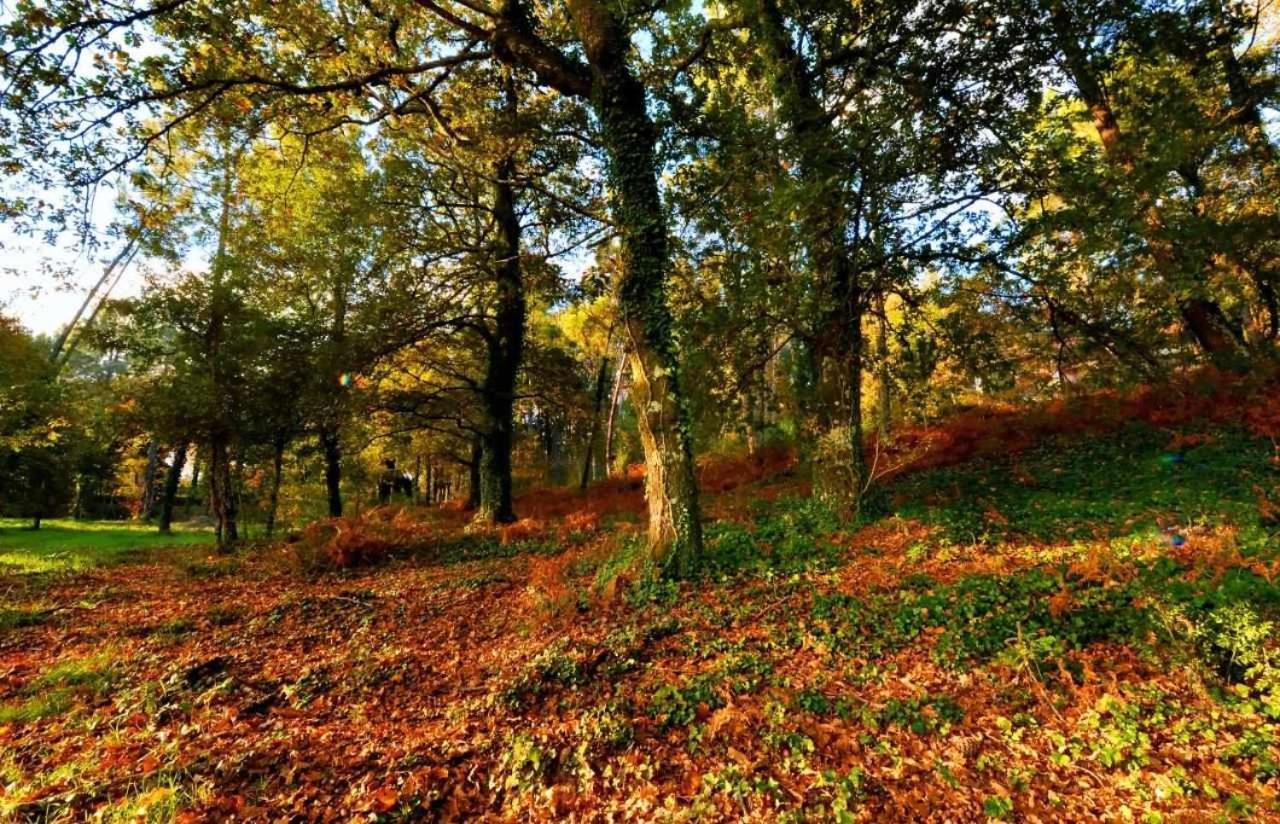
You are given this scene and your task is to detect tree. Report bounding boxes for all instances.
[0,316,77,528]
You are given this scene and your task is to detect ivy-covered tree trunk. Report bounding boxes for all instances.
[562,0,703,573]
[320,428,342,518]
[754,0,866,518]
[158,440,188,534]
[476,72,524,524]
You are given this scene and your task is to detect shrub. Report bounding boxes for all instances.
[283,510,410,571]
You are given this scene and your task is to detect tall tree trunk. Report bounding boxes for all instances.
[875,294,892,436]
[207,145,240,551]
[50,237,139,370]
[208,432,238,550]
[467,436,482,509]
[602,344,627,476]
[581,353,612,489]
[563,0,704,573]
[489,0,701,569]
[1049,1,1248,364]
[1205,0,1279,342]
[265,435,285,537]
[754,0,866,516]
[158,440,188,534]
[477,68,524,524]
[320,428,343,518]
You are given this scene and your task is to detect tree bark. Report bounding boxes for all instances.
[487,0,702,569]
[1207,0,1276,166]
[140,440,160,520]
[265,435,285,537]
[208,432,238,549]
[467,436,482,509]
[875,294,892,436]
[754,0,866,516]
[602,343,627,476]
[158,440,188,534]
[186,445,201,514]
[564,0,703,572]
[581,353,611,489]
[207,145,239,551]
[476,68,524,524]
[320,428,342,518]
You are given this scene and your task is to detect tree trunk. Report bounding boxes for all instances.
[477,69,524,524]
[50,237,139,371]
[140,440,160,520]
[186,447,202,514]
[754,0,866,516]
[158,440,188,534]
[581,353,611,489]
[875,294,892,437]
[265,435,285,537]
[467,436,482,509]
[1049,1,1248,364]
[566,0,703,572]
[207,145,239,551]
[320,428,342,518]
[602,344,627,476]
[1207,0,1276,166]
[209,432,238,550]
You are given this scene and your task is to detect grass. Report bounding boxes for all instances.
[884,423,1277,545]
[0,518,213,573]
[3,409,1280,819]
[0,650,121,724]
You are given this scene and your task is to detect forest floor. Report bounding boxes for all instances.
[3,372,1280,821]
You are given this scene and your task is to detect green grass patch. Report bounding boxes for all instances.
[0,650,121,724]
[0,690,75,724]
[0,519,213,573]
[811,555,1280,714]
[884,424,1278,543]
[0,606,52,631]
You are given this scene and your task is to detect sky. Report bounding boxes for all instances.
[0,236,148,339]
[0,180,148,338]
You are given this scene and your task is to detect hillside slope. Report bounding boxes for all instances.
[2,377,1279,821]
